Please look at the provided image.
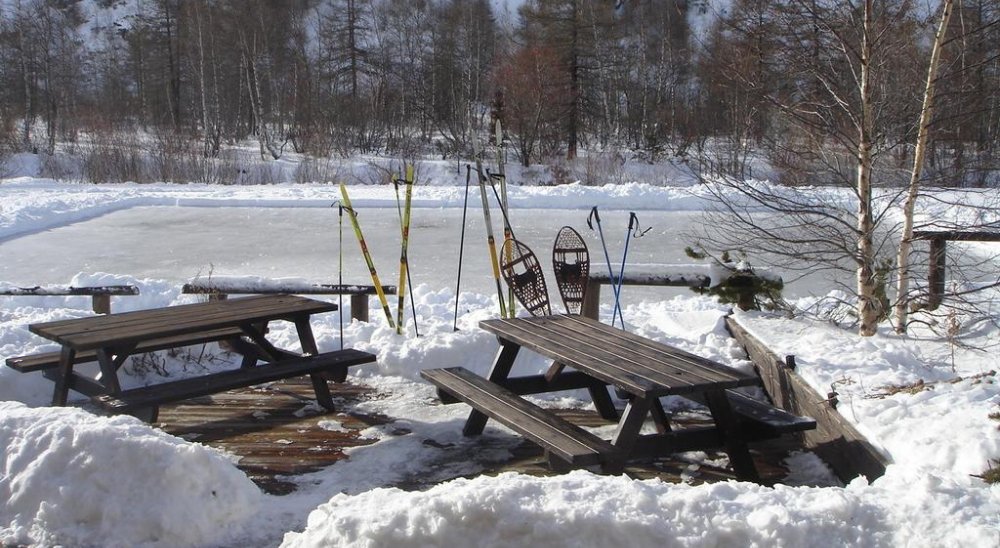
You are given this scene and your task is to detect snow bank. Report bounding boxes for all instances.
[733,310,1000,476]
[0,178,720,244]
[0,402,263,547]
[281,469,1000,548]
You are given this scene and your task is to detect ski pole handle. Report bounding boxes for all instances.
[628,212,652,238]
[587,206,600,230]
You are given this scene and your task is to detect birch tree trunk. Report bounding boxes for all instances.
[856,0,880,336]
[893,0,955,334]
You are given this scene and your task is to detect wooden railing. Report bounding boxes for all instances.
[181,280,397,322]
[912,230,1000,310]
[0,285,140,314]
[581,269,712,319]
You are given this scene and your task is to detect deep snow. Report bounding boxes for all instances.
[1,173,998,547]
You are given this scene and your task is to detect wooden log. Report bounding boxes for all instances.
[588,271,712,287]
[912,230,1000,242]
[0,285,140,296]
[181,281,396,323]
[582,271,711,320]
[181,281,396,296]
[725,316,890,482]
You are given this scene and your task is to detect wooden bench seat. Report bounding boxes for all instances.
[421,367,620,469]
[725,390,816,438]
[6,326,246,373]
[94,348,376,422]
[661,389,817,439]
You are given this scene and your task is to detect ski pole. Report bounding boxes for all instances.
[334,201,344,350]
[453,165,472,331]
[611,212,651,330]
[340,183,395,328]
[587,206,624,328]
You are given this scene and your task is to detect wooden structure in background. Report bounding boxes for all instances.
[582,270,711,319]
[0,284,139,314]
[182,280,396,322]
[912,230,1000,310]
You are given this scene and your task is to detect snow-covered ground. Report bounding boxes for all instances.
[1,173,998,547]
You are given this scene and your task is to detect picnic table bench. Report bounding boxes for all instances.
[422,314,814,480]
[9,294,375,422]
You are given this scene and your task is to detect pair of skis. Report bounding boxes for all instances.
[339,164,416,336]
[468,121,514,319]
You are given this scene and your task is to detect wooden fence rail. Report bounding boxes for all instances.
[912,230,1000,310]
[181,281,396,323]
[0,285,140,314]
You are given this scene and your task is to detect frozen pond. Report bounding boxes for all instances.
[0,206,836,305]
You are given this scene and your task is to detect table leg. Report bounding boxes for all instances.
[606,395,653,472]
[544,360,618,421]
[650,398,672,434]
[294,318,320,355]
[704,390,760,482]
[294,317,337,408]
[94,348,123,394]
[463,341,521,436]
[52,346,77,406]
[589,385,619,421]
[240,322,295,362]
[611,396,652,450]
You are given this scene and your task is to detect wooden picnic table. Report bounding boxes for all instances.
[21,294,375,421]
[423,314,814,480]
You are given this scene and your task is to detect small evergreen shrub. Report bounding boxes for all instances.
[684,247,784,311]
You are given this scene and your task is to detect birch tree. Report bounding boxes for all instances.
[692,0,917,336]
[893,0,955,334]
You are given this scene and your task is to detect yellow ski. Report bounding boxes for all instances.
[340,183,395,328]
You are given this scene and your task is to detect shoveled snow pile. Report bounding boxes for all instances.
[281,469,1000,548]
[0,402,262,548]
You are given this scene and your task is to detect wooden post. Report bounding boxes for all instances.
[92,295,111,315]
[350,294,369,323]
[927,237,946,310]
[581,280,600,320]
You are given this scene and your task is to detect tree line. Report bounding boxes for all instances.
[0,0,997,187]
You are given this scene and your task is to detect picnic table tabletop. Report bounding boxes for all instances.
[30,294,337,351]
[479,314,759,399]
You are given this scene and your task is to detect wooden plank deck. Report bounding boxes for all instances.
[156,378,391,495]
[153,378,812,494]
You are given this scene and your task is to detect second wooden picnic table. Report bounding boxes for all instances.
[18,294,375,421]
